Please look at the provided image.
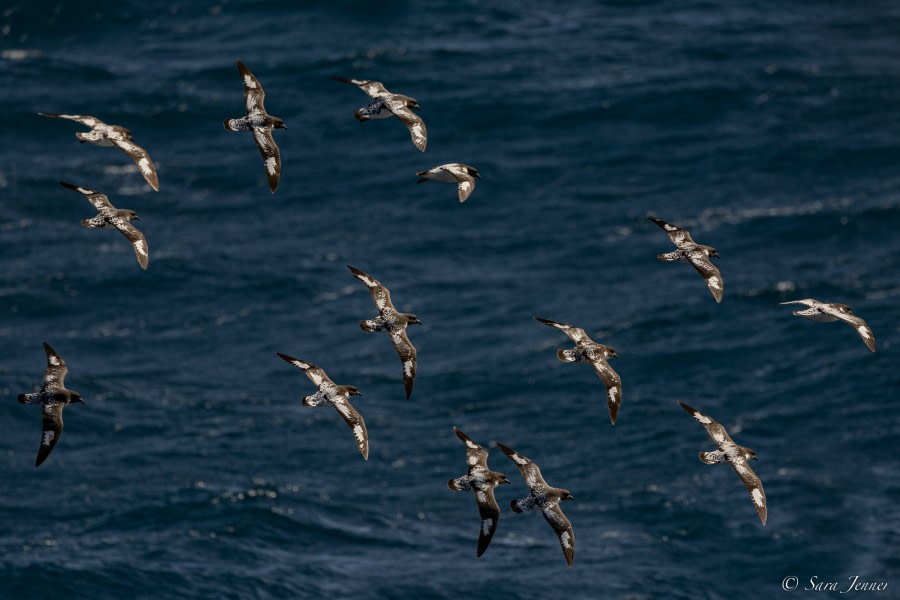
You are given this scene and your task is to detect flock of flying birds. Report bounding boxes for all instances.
[19,60,879,568]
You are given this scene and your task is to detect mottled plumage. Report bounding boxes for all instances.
[39,112,159,191]
[17,342,84,467]
[332,77,427,152]
[497,442,575,567]
[224,60,286,193]
[448,427,510,557]
[416,163,481,202]
[275,353,368,460]
[534,316,622,425]
[781,298,876,352]
[678,401,767,525]
[649,215,723,303]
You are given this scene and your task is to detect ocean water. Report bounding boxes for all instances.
[1,1,899,598]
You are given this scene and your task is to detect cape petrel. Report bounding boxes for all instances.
[448,427,510,557]
[497,442,575,567]
[17,342,84,467]
[534,316,622,425]
[225,60,286,193]
[38,112,159,191]
[678,401,767,525]
[649,216,723,303]
[348,265,420,399]
[59,181,149,270]
[780,298,876,352]
[275,353,368,460]
[332,77,427,152]
[416,163,481,202]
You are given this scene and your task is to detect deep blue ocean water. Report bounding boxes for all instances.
[1,1,899,598]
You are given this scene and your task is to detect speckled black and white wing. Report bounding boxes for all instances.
[114,219,149,270]
[331,77,390,99]
[445,164,476,202]
[275,353,335,390]
[59,181,113,213]
[454,427,489,473]
[391,329,417,400]
[591,360,622,425]
[112,137,159,191]
[38,112,103,128]
[237,60,267,116]
[780,299,834,322]
[832,309,876,352]
[36,401,65,467]
[332,397,369,460]
[252,127,281,193]
[678,401,735,448]
[475,486,501,557]
[687,251,723,303]
[731,455,767,525]
[533,316,588,344]
[542,503,575,567]
[496,443,547,490]
[42,342,68,392]
[648,215,696,248]
[781,299,876,351]
[348,265,395,312]
[385,100,426,152]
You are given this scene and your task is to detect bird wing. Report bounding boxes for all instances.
[237,60,267,116]
[541,502,575,567]
[112,138,159,191]
[475,486,501,557]
[42,342,68,391]
[648,216,696,247]
[390,329,417,400]
[385,100,427,152]
[496,443,548,490]
[36,401,64,467]
[453,427,489,473]
[832,309,876,352]
[275,353,334,389]
[731,457,767,525]
[331,76,389,98]
[59,181,114,212]
[348,265,395,312]
[677,401,735,449]
[252,127,281,193]
[114,219,149,270]
[534,316,587,343]
[332,397,369,460]
[687,251,723,303]
[591,358,622,425]
[39,112,102,128]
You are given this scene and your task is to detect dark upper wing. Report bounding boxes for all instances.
[475,486,501,557]
[237,60,266,115]
[39,112,102,128]
[591,358,622,425]
[687,252,723,303]
[832,309,876,352]
[385,100,427,152]
[347,265,395,312]
[534,316,587,343]
[36,401,64,467]
[390,329,417,400]
[275,353,334,389]
[541,503,575,567]
[678,401,735,449]
[453,427,489,473]
[331,76,389,98]
[648,215,695,248]
[59,181,113,212]
[496,443,548,490]
[112,138,159,191]
[114,220,149,270]
[42,342,68,391]
[252,127,281,193]
[731,457,767,525]
[332,397,369,460]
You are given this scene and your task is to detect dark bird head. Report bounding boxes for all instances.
[607,346,618,359]
[495,472,510,485]
[709,247,720,258]
[274,118,287,129]
[126,210,140,221]
[346,386,361,397]
[406,314,422,325]
[70,392,84,404]
[470,167,482,180]
[560,489,575,501]
[742,447,757,461]
[401,96,421,111]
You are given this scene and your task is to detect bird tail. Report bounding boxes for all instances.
[359,319,380,332]
[557,349,578,363]
[657,251,681,262]
[17,394,26,404]
[510,499,523,513]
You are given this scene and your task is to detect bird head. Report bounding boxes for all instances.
[71,392,84,404]
[560,489,575,501]
[470,168,482,180]
[744,448,757,461]
[606,346,618,359]
[407,314,422,325]
[709,248,720,258]
[274,118,287,129]
[127,210,140,221]
[346,386,361,397]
